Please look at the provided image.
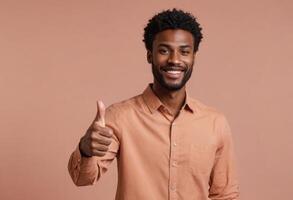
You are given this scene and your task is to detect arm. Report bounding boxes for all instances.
[68,101,120,186]
[68,131,119,186]
[209,116,240,200]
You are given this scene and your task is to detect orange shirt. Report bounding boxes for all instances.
[68,84,240,200]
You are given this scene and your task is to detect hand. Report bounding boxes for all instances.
[79,100,113,157]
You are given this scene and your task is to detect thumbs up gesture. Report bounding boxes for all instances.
[79,100,113,157]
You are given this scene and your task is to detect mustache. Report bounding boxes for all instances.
[161,65,186,71]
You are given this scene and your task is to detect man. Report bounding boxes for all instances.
[68,8,240,200]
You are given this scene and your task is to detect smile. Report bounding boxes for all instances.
[166,70,181,74]
[162,68,185,72]
[162,69,184,79]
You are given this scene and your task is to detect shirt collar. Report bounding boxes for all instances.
[142,84,196,114]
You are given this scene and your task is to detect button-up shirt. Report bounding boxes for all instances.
[68,84,240,200]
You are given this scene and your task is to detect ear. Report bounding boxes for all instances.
[147,50,152,64]
[193,50,197,59]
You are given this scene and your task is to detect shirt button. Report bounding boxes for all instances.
[173,142,177,147]
[172,161,177,167]
[171,185,176,191]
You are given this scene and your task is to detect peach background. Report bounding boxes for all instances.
[0,0,292,199]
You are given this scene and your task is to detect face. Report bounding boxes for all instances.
[148,29,196,91]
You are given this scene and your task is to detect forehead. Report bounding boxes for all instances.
[153,29,194,47]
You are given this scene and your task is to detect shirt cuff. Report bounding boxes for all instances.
[72,146,98,173]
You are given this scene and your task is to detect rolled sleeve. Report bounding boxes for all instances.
[68,146,99,186]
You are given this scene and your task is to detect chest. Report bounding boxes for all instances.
[118,112,219,173]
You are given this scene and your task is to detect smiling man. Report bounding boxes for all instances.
[68,9,240,200]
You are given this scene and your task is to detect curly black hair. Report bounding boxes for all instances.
[143,8,203,52]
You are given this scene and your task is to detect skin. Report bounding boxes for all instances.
[79,101,113,157]
[80,29,197,157]
[147,29,196,117]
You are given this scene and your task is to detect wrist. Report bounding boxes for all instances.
[79,138,92,158]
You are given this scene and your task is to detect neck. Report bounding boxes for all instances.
[151,81,186,117]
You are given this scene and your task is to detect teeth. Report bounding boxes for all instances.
[166,70,181,74]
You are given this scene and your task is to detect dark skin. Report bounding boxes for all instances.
[80,29,196,157]
[79,101,113,157]
[147,29,196,117]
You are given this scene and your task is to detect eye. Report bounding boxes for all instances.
[181,49,191,55]
[158,48,169,55]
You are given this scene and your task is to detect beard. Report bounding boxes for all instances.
[151,63,193,91]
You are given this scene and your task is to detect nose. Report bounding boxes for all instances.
[167,51,181,65]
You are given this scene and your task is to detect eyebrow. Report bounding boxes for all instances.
[158,43,192,49]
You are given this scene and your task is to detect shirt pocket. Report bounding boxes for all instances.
[189,143,216,175]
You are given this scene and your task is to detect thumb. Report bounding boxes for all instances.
[96,100,106,127]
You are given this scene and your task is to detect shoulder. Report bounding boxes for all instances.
[104,95,141,140]
[189,97,230,130]
[105,94,143,122]
[190,97,233,147]
[190,98,226,118]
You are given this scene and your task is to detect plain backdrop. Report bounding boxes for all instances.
[0,0,292,199]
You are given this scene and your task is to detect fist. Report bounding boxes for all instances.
[79,100,113,157]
